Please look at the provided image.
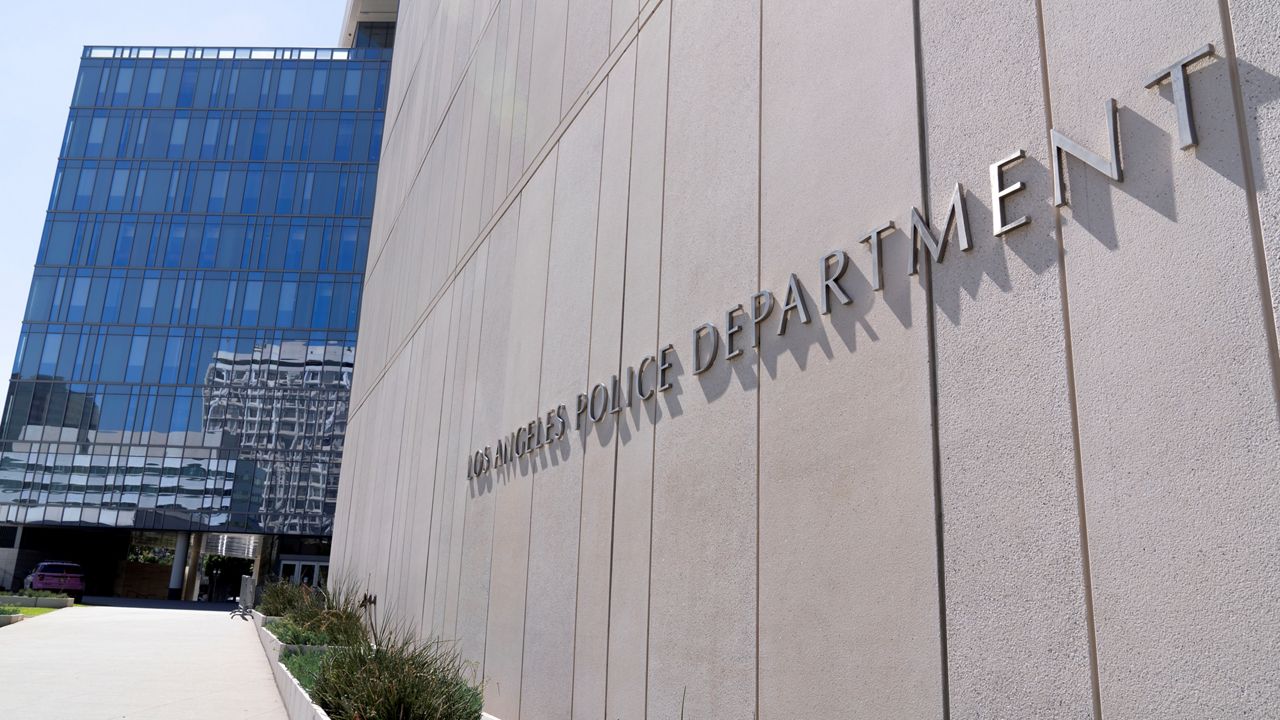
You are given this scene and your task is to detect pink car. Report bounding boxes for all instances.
[24,562,85,600]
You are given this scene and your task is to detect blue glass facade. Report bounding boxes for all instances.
[0,46,389,536]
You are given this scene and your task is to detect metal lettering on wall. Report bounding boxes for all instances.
[466,44,1218,481]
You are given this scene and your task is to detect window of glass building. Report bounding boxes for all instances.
[353,22,396,49]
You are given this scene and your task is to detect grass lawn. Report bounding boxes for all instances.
[17,606,60,617]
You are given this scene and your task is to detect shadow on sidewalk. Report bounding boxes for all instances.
[81,596,238,612]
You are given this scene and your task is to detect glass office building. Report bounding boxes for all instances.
[0,45,389,537]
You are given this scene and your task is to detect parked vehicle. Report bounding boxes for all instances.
[24,562,84,600]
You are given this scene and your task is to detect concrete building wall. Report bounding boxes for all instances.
[332,1,1280,718]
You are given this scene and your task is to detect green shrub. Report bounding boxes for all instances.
[281,649,325,692]
[0,605,19,615]
[12,589,68,598]
[267,617,331,646]
[310,632,483,720]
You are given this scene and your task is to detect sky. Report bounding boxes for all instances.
[0,0,349,406]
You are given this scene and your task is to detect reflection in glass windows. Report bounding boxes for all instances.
[0,46,389,536]
[353,23,396,50]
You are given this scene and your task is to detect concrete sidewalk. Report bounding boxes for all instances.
[0,604,287,719]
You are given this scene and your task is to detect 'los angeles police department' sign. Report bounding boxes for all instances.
[466,44,1218,481]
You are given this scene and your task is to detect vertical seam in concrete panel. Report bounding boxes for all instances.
[645,8,674,717]
[466,30,501,266]
[602,45,638,714]
[453,71,480,285]
[558,0,574,132]
[418,298,459,620]
[1216,0,1280,417]
[1031,1,1103,717]
[423,284,464,626]
[518,59,568,711]
[478,211,516,678]
[568,73,613,720]
[382,340,417,603]
[912,1,951,716]
[512,0,540,214]
[754,1,764,718]
[454,246,493,647]
[605,0,615,57]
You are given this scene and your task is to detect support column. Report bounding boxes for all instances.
[168,531,189,601]
[251,535,271,582]
[183,532,204,601]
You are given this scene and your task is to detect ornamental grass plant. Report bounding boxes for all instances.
[309,600,483,720]
[259,579,364,647]
[257,580,320,617]
[310,637,483,720]
[265,617,331,646]
[262,579,485,719]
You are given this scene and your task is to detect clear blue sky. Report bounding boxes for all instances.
[0,0,349,406]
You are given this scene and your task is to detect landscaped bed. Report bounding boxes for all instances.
[255,581,484,720]
[0,591,74,608]
[0,605,23,627]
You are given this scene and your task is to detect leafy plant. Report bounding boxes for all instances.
[0,605,19,615]
[281,648,325,691]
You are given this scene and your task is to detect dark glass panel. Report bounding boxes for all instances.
[113,67,133,105]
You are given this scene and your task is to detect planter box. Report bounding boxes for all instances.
[257,622,329,666]
[0,615,24,627]
[253,622,332,720]
[258,622,285,665]
[253,621,492,720]
[0,595,72,608]
[271,650,332,720]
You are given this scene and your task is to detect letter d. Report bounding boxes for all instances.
[692,322,720,376]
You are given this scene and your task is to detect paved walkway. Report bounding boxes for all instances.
[0,602,287,720]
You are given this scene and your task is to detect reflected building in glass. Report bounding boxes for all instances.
[0,44,389,540]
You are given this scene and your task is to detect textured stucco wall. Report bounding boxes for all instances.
[331,1,1280,718]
